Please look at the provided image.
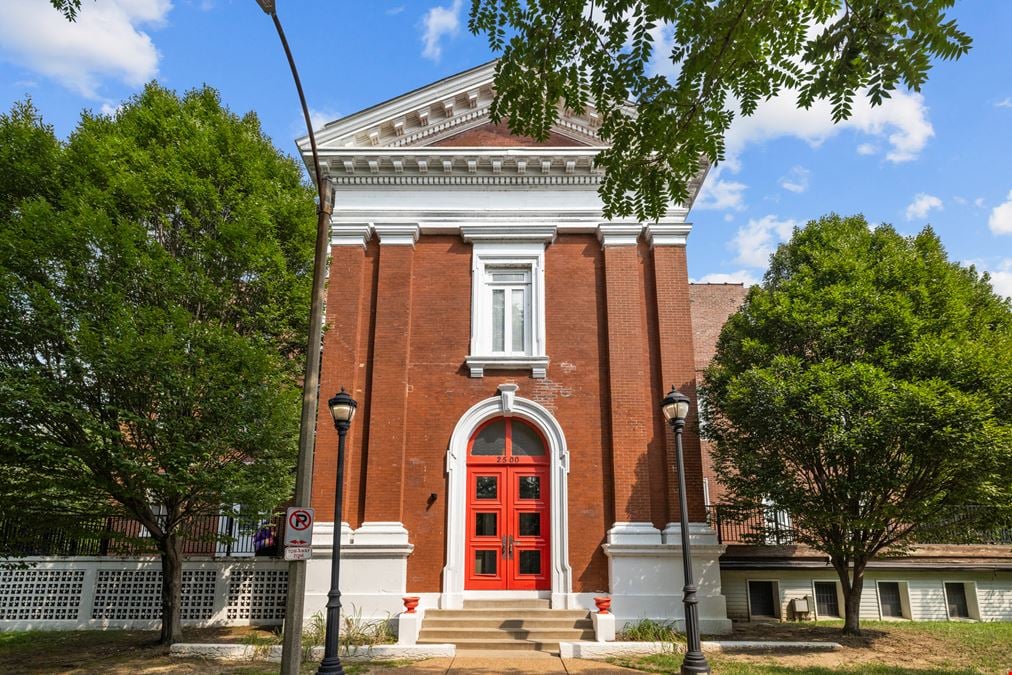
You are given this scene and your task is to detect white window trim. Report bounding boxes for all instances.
[875,580,911,620]
[942,579,980,621]
[464,240,549,378]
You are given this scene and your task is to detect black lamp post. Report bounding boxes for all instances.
[661,386,711,675]
[316,388,357,675]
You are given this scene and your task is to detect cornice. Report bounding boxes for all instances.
[645,223,693,247]
[330,223,372,248]
[597,224,643,247]
[373,223,420,247]
[460,224,557,243]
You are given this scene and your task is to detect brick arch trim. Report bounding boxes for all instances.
[441,383,573,609]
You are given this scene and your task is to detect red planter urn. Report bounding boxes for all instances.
[593,596,611,614]
[402,596,420,614]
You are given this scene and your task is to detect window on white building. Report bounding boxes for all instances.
[465,240,549,378]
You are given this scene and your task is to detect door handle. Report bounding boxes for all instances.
[502,535,507,558]
[508,534,514,559]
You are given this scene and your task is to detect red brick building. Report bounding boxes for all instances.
[299,62,729,631]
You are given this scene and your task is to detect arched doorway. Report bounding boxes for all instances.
[442,384,572,608]
[465,417,550,591]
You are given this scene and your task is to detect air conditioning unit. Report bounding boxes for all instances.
[791,596,811,620]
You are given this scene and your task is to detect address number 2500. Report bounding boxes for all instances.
[496,456,521,464]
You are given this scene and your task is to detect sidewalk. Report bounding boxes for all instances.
[367,651,639,673]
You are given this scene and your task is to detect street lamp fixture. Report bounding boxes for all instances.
[316,388,358,675]
[661,385,711,675]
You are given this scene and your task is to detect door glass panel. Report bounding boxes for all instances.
[472,419,506,456]
[511,289,525,352]
[492,289,505,352]
[518,550,540,575]
[475,513,497,537]
[475,476,497,499]
[511,421,545,456]
[474,550,497,575]
[519,513,540,537]
[518,476,540,500]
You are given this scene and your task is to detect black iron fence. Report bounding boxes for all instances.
[705,504,1012,546]
[0,512,286,559]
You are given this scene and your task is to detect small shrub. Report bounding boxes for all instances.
[617,618,685,645]
[341,608,395,651]
[241,630,280,661]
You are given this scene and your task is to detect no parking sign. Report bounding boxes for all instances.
[284,507,315,558]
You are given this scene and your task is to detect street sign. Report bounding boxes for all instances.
[284,545,312,561]
[285,507,315,547]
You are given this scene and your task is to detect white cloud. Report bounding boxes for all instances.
[905,193,943,221]
[725,88,933,165]
[386,5,406,15]
[695,167,747,211]
[421,0,462,61]
[731,215,799,269]
[986,260,1012,299]
[989,191,1012,235]
[975,197,986,208]
[952,195,967,206]
[692,270,758,286]
[0,0,170,99]
[996,97,1012,109]
[309,107,340,133]
[779,166,810,193]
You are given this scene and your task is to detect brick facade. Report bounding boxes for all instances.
[311,234,714,593]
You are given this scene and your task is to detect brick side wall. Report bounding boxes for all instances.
[688,283,749,507]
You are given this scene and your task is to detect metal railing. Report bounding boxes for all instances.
[705,504,1012,546]
[0,512,286,559]
[705,504,798,545]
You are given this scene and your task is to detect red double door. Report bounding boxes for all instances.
[465,417,550,591]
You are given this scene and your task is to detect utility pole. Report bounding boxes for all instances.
[253,2,331,673]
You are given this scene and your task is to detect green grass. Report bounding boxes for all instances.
[610,621,1012,674]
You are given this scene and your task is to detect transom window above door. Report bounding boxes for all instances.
[463,239,550,379]
[468,417,547,464]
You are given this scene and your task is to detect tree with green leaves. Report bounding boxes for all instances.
[0,87,316,643]
[701,214,1012,635]
[469,1,971,220]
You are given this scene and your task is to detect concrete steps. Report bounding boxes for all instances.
[417,599,593,653]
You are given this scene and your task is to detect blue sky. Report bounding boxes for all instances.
[2,0,1010,296]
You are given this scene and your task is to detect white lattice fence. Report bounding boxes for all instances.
[0,559,287,630]
[0,569,86,621]
[226,569,288,621]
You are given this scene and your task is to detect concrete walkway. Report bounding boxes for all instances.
[367,650,640,673]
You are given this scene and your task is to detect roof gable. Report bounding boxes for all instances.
[300,61,603,152]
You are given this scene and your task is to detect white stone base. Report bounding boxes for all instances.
[592,612,615,642]
[603,521,732,635]
[304,521,414,622]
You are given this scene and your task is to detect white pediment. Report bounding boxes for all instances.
[298,61,604,154]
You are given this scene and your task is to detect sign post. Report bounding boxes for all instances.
[284,507,314,561]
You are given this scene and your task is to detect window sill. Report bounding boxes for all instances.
[465,355,549,379]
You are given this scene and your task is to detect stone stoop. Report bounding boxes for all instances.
[416,599,594,653]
